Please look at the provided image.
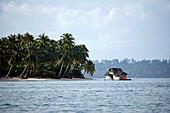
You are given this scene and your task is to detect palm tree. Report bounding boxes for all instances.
[57,33,75,78]
[81,60,95,76]
[65,44,89,77]
[19,33,39,78]
[65,45,81,77]
[4,34,21,77]
[36,33,57,77]
[53,40,63,70]
[60,33,75,46]
[1,32,92,79]
[37,33,50,49]
[0,34,24,77]
[36,33,50,63]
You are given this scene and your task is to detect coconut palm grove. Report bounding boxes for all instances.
[0,32,95,78]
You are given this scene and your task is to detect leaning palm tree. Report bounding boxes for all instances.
[5,34,21,77]
[19,33,39,78]
[58,43,72,78]
[81,59,95,76]
[57,33,75,78]
[65,45,82,77]
[65,44,89,77]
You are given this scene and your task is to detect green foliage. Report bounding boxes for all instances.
[81,59,95,76]
[42,70,56,78]
[70,68,83,78]
[0,32,95,78]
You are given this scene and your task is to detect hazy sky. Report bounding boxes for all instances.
[0,0,170,61]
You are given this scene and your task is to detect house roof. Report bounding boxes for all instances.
[104,68,127,76]
[109,68,122,72]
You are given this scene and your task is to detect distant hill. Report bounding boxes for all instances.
[91,59,170,78]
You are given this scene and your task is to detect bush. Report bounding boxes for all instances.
[69,68,84,78]
[43,70,56,78]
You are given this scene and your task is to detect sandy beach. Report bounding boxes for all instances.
[0,77,94,81]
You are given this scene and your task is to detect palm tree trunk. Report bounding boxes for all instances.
[58,63,63,78]
[65,64,73,77]
[33,66,35,72]
[53,61,60,70]
[29,66,33,77]
[25,57,30,78]
[63,65,69,78]
[20,64,28,77]
[5,53,17,78]
[5,66,13,78]
[25,65,29,78]
[53,58,62,70]
[66,64,75,77]
[70,64,75,73]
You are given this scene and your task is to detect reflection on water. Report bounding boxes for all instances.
[0,78,170,113]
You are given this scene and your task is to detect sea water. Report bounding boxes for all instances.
[0,78,170,113]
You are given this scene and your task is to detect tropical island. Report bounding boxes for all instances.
[0,32,95,80]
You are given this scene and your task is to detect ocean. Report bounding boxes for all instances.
[0,78,170,113]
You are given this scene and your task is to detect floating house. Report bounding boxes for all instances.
[104,68,130,80]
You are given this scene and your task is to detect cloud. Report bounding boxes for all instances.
[123,1,146,19]
[105,8,120,20]
[2,1,31,13]
[56,8,81,29]
[0,1,146,32]
[41,6,58,15]
[55,7,106,30]
[54,7,124,30]
[87,7,104,29]
[53,4,146,30]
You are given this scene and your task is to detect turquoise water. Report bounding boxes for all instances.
[0,78,170,113]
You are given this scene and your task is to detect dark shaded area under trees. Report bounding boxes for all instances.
[93,59,170,78]
[0,32,95,78]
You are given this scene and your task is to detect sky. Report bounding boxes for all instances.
[0,0,170,61]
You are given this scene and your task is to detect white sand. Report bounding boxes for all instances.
[0,77,94,81]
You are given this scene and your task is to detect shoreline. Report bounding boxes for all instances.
[0,77,94,81]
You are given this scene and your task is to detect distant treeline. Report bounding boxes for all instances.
[0,32,95,78]
[93,59,170,78]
